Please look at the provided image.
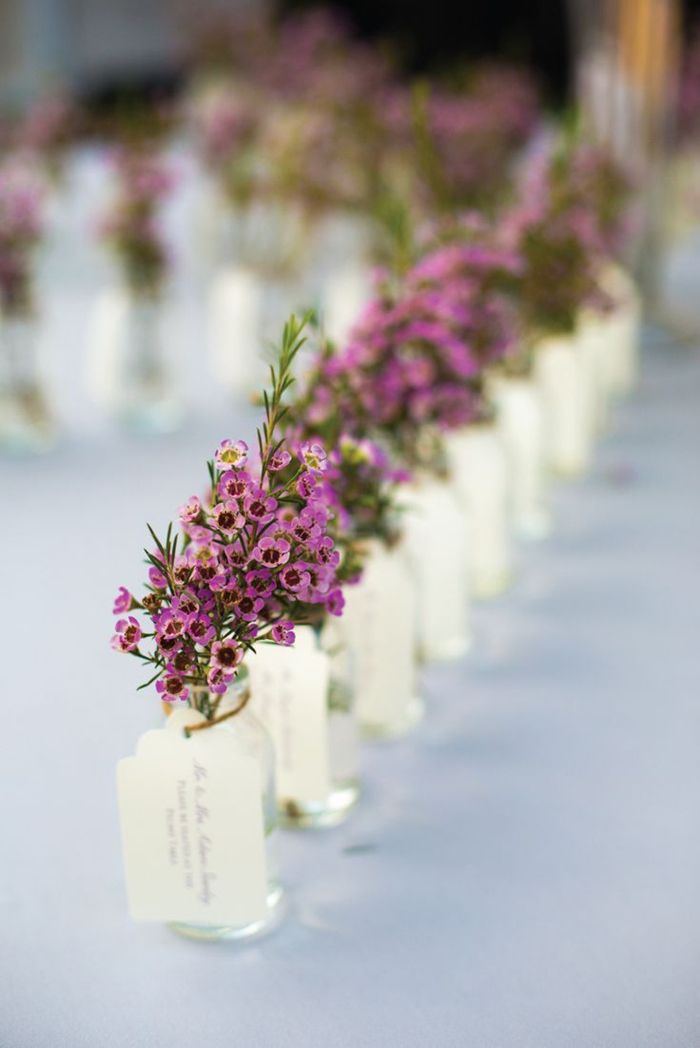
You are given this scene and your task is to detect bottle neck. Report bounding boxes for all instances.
[190,666,251,720]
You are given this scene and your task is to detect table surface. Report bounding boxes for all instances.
[1,155,699,1048]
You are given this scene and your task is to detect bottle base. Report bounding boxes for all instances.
[0,392,55,454]
[360,694,425,741]
[472,568,513,600]
[279,780,360,829]
[168,884,286,942]
[514,510,552,541]
[420,633,472,663]
[549,458,589,479]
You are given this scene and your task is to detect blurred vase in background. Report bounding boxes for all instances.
[446,422,513,598]
[248,625,360,830]
[90,288,180,433]
[533,331,594,477]
[0,161,53,452]
[598,264,642,397]
[93,145,181,432]
[489,371,551,541]
[339,538,423,739]
[0,311,53,451]
[400,475,472,662]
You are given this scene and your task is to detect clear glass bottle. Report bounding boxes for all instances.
[169,669,285,942]
[208,202,305,400]
[399,475,472,661]
[489,373,551,541]
[0,313,53,452]
[446,422,513,599]
[278,624,361,830]
[533,332,593,477]
[340,539,424,740]
[113,292,180,434]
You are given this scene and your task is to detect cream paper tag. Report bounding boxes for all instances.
[247,627,331,804]
[117,708,267,925]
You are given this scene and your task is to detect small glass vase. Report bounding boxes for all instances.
[0,312,53,453]
[208,204,306,399]
[339,539,424,739]
[279,623,361,830]
[168,671,285,942]
[533,332,594,478]
[399,475,472,662]
[489,373,551,541]
[112,291,180,434]
[446,422,513,599]
[599,263,641,397]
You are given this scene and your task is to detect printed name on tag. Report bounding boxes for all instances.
[247,627,330,804]
[117,708,267,925]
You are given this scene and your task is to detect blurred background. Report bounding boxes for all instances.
[1,0,699,440]
[1,6,700,1047]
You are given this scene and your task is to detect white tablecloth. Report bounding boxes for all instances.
[1,155,699,1046]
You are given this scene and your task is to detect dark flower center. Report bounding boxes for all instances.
[217,647,237,666]
[218,511,237,530]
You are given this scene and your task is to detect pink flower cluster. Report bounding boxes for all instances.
[15,94,76,163]
[192,85,260,203]
[568,144,636,260]
[188,8,395,214]
[100,147,174,296]
[379,65,540,211]
[501,144,616,335]
[320,434,403,556]
[300,232,520,466]
[111,435,344,701]
[0,161,44,314]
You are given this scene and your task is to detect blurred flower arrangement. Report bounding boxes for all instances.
[284,377,404,581]
[569,144,636,262]
[15,93,78,183]
[295,218,520,472]
[501,143,613,342]
[0,159,52,450]
[0,161,45,317]
[100,147,174,298]
[382,65,540,217]
[111,317,345,718]
[187,8,394,280]
[186,7,540,274]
